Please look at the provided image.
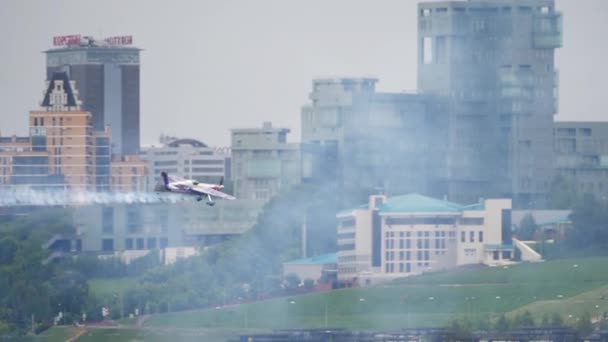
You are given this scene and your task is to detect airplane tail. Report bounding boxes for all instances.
[161,172,170,190]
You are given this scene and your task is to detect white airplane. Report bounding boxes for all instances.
[156,171,235,206]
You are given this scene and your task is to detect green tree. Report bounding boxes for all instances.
[494,314,510,332]
[551,312,564,327]
[303,279,315,290]
[568,194,608,251]
[513,310,535,328]
[576,311,593,336]
[517,214,538,240]
[284,273,301,291]
[548,175,579,209]
[541,313,550,326]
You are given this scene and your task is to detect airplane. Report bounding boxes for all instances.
[155,171,236,206]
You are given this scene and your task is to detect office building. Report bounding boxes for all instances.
[337,193,514,285]
[0,72,97,190]
[417,0,562,205]
[301,78,448,197]
[0,72,142,191]
[554,122,608,199]
[231,122,301,201]
[46,34,141,155]
[140,138,230,191]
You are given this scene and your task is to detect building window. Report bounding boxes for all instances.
[470,231,475,243]
[136,238,145,250]
[160,237,169,248]
[125,238,133,250]
[102,239,114,252]
[461,231,466,243]
[102,207,114,234]
[479,231,484,243]
[406,263,411,273]
[147,237,157,249]
[423,37,433,64]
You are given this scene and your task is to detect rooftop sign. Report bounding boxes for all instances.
[52,35,81,46]
[52,35,133,47]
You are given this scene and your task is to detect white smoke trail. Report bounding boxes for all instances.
[0,189,184,207]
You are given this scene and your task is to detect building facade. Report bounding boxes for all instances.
[231,122,301,201]
[0,72,142,192]
[1,73,97,190]
[337,193,513,285]
[46,200,265,258]
[554,122,608,199]
[46,35,141,156]
[140,138,230,191]
[417,0,562,205]
[110,155,147,192]
[301,78,448,197]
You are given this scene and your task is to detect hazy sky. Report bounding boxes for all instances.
[1,0,607,147]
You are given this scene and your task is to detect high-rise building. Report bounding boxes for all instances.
[0,72,143,192]
[301,78,448,197]
[46,35,141,156]
[417,0,562,205]
[554,122,608,199]
[0,72,98,190]
[231,122,301,201]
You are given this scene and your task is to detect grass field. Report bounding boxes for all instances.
[83,328,262,342]
[89,277,139,298]
[143,257,608,330]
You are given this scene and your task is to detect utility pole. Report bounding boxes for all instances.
[324,302,328,328]
[301,214,307,258]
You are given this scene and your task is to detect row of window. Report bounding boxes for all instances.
[460,231,484,243]
[385,238,448,250]
[385,263,413,273]
[420,5,550,17]
[101,237,169,252]
[385,217,484,226]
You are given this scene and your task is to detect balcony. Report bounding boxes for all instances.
[533,12,562,49]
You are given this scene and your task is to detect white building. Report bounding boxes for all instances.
[337,194,515,286]
[231,122,301,202]
[140,138,230,191]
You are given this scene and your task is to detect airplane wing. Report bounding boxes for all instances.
[192,186,236,200]
[168,174,187,183]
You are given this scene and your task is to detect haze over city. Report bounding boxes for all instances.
[3,0,608,341]
[1,0,608,147]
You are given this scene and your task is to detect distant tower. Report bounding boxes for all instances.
[417,0,562,205]
[45,35,141,156]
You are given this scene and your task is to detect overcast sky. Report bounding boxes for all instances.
[1,0,607,147]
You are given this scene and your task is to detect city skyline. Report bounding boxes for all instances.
[1,0,607,147]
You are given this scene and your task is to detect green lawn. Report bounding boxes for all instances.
[89,277,139,298]
[144,257,608,330]
[74,327,258,342]
[508,285,608,324]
